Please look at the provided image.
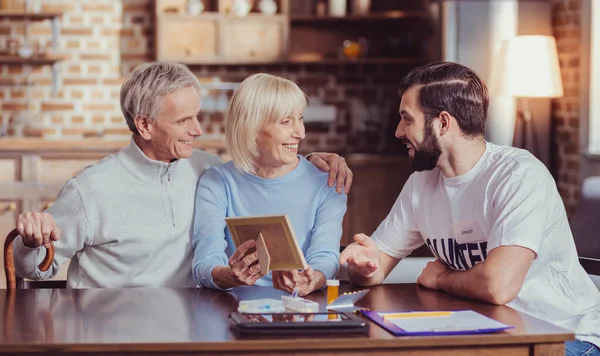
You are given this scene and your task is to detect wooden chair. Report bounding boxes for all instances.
[3,229,64,289]
[3,230,62,345]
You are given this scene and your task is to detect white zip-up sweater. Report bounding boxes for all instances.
[13,139,222,288]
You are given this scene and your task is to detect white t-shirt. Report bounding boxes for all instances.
[373,141,600,346]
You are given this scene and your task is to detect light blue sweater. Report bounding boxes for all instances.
[192,156,347,289]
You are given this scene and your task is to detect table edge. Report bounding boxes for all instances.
[0,332,574,354]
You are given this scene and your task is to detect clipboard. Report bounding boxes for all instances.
[362,310,513,336]
[226,215,308,274]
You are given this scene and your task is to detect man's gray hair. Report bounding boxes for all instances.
[120,61,201,135]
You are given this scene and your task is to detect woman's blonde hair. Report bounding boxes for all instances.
[226,73,307,174]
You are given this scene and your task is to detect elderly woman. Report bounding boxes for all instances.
[192,73,347,296]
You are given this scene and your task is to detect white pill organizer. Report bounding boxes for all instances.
[237,298,286,313]
[281,296,319,313]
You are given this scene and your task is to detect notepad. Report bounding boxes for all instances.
[362,310,513,336]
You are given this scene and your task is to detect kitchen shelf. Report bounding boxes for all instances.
[156,12,221,20]
[286,57,420,64]
[0,11,62,20]
[0,138,227,152]
[0,54,66,65]
[290,11,428,23]
[154,1,435,68]
[181,57,419,66]
[0,11,63,95]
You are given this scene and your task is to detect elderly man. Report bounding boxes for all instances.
[12,61,352,288]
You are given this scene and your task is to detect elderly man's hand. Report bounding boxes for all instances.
[307,152,353,194]
[272,266,325,296]
[16,212,61,249]
[417,259,451,290]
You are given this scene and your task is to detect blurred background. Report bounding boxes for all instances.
[0,0,599,287]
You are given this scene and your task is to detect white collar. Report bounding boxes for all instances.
[116,137,180,184]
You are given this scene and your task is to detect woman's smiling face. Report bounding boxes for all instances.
[254,109,305,178]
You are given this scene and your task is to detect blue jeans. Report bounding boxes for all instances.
[566,340,600,356]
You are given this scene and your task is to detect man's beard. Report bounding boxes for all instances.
[409,121,442,172]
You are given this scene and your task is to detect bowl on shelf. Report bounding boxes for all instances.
[342,40,362,60]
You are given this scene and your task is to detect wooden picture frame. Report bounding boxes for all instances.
[225,215,308,274]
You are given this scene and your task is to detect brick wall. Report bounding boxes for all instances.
[187,62,411,153]
[0,0,412,154]
[1,0,128,138]
[551,0,582,217]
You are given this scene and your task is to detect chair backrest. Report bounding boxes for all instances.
[571,177,600,259]
[3,229,59,289]
[579,258,600,275]
[571,176,600,289]
[579,257,600,290]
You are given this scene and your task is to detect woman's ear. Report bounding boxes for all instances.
[438,111,453,136]
[134,116,153,140]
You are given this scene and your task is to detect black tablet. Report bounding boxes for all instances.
[229,312,369,335]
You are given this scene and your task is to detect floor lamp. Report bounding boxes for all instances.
[506,36,564,157]
[513,98,539,157]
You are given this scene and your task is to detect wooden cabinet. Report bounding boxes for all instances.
[155,0,289,64]
[221,16,287,62]
[154,0,438,65]
[0,159,16,182]
[156,14,220,62]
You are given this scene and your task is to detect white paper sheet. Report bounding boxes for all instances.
[380,310,511,333]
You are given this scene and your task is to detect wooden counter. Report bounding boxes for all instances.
[0,284,572,355]
[0,140,418,287]
[0,138,227,153]
[0,138,413,246]
[0,138,230,288]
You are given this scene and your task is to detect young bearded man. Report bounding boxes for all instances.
[340,62,600,356]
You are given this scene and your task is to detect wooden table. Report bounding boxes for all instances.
[0,284,572,355]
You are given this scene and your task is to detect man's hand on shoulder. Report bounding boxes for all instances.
[16,212,61,249]
[416,259,451,290]
[307,152,353,194]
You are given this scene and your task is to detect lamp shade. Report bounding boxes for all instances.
[505,35,564,98]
